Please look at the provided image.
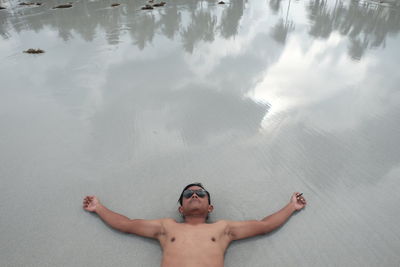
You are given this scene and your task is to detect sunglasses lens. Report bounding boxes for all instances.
[183,190,194,198]
[182,189,207,198]
[196,190,206,197]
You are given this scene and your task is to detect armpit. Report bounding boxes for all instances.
[220,220,235,238]
[154,218,174,238]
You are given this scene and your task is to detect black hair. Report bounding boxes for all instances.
[178,182,211,205]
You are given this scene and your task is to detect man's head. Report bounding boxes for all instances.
[178,183,213,220]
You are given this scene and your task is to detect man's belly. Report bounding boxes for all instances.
[161,247,225,267]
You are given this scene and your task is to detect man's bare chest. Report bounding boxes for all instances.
[158,221,231,250]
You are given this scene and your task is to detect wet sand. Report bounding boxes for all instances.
[1,0,400,266]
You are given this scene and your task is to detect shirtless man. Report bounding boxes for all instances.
[83,183,307,267]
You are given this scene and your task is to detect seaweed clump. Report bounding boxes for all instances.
[111,3,120,7]
[19,2,42,6]
[153,2,166,7]
[141,1,165,9]
[53,4,72,9]
[24,48,45,54]
[141,4,153,10]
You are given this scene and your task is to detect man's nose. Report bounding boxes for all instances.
[191,193,199,198]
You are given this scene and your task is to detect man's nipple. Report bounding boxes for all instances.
[211,237,216,242]
[170,237,175,242]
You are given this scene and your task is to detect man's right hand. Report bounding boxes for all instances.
[83,195,100,212]
[82,195,164,238]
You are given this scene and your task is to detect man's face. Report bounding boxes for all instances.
[179,185,213,217]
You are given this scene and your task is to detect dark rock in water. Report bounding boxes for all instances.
[19,2,41,6]
[24,48,45,54]
[0,6,6,9]
[53,4,72,9]
[218,1,225,4]
[111,3,120,7]
[153,2,166,7]
[141,4,153,10]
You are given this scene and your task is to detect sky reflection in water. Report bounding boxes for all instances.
[1,0,400,266]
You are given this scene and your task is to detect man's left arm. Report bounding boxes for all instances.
[226,192,306,241]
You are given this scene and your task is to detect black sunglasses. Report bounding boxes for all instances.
[183,189,207,199]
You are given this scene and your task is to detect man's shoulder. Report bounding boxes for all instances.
[210,220,231,229]
[212,219,228,224]
[158,217,178,224]
[213,219,235,225]
[211,220,241,232]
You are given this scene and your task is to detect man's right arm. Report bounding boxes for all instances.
[83,196,163,239]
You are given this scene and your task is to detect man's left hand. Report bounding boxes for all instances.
[291,192,307,211]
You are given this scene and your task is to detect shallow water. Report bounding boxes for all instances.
[1,0,400,266]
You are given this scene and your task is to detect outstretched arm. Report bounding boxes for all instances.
[227,192,306,241]
[83,196,163,239]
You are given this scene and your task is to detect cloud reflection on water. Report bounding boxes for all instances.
[0,0,398,58]
[1,1,400,266]
[1,0,400,151]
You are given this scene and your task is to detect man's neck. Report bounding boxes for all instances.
[184,215,207,225]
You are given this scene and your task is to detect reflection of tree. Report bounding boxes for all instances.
[157,4,181,39]
[308,0,333,38]
[271,18,294,43]
[219,0,244,38]
[0,7,10,39]
[1,0,114,42]
[130,13,156,50]
[0,0,246,52]
[269,0,282,14]
[348,37,369,60]
[270,0,294,44]
[306,0,400,60]
[104,5,126,45]
[181,11,217,53]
